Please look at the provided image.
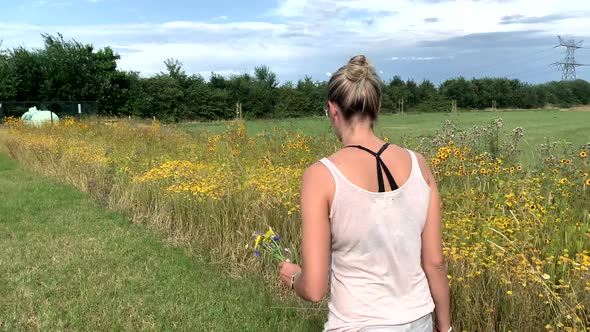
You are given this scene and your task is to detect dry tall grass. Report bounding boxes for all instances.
[2,116,588,331]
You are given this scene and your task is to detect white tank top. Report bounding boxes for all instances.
[319,149,435,332]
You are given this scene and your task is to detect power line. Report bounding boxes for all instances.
[460,48,555,77]
[430,47,558,82]
[505,66,556,80]
[467,50,557,80]
[551,35,587,80]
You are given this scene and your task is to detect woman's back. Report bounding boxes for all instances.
[320,143,435,331]
[277,54,450,332]
[326,142,413,193]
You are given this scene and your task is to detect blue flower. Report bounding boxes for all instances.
[254,249,261,257]
[272,236,281,241]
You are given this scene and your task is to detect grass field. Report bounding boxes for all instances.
[179,109,590,170]
[181,110,590,156]
[0,154,325,331]
[1,109,589,331]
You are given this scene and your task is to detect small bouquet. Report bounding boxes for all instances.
[252,226,291,262]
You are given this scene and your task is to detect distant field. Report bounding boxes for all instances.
[180,109,590,158]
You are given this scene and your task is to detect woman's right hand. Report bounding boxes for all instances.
[434,325,451,332]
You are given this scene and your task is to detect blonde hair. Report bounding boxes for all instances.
[328,55,381,122]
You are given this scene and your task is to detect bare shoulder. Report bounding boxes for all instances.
[303,160,332,182]
[412,150,429,168]
[411,150,435,185]
[301,160,335,199]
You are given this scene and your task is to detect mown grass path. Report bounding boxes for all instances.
[0,154,324,331]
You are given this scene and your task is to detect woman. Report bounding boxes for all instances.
[278,55,452,332]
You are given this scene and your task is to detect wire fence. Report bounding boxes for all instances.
[0,101,98,120]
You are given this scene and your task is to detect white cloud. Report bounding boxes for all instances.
[116,41,313,77]
[274,0,310,17]
[3,0,590,83]
[274,0,590,42]
[0,19,313,77]
[196,69,243,80]
[160,21,285,32]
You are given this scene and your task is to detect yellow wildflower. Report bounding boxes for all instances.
[263,227,276,243]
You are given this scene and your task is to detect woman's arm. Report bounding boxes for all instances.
[416,153,451,331]
[279,162,332,303]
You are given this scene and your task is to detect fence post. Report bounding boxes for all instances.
[236,101,242,120]
[401,98,404,115]
[451,100,458,113]
[78,103,82,120]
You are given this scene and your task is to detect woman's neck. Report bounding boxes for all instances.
[339,120,381,147]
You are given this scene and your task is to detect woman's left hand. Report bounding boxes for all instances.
[279,259,302,289]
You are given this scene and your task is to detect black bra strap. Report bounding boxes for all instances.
[345,143,399,192]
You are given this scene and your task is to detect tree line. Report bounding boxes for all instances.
[1,34,589,122]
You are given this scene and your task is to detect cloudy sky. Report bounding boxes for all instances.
[1,0,589,84]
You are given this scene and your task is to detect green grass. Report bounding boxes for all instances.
[0,154,325,331]
[181,109,590,155]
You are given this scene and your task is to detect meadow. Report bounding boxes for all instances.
[0,154,325,331]
[182,109,589,155]
[1,109,589,331]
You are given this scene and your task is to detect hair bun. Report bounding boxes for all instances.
[344,55,371,82]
